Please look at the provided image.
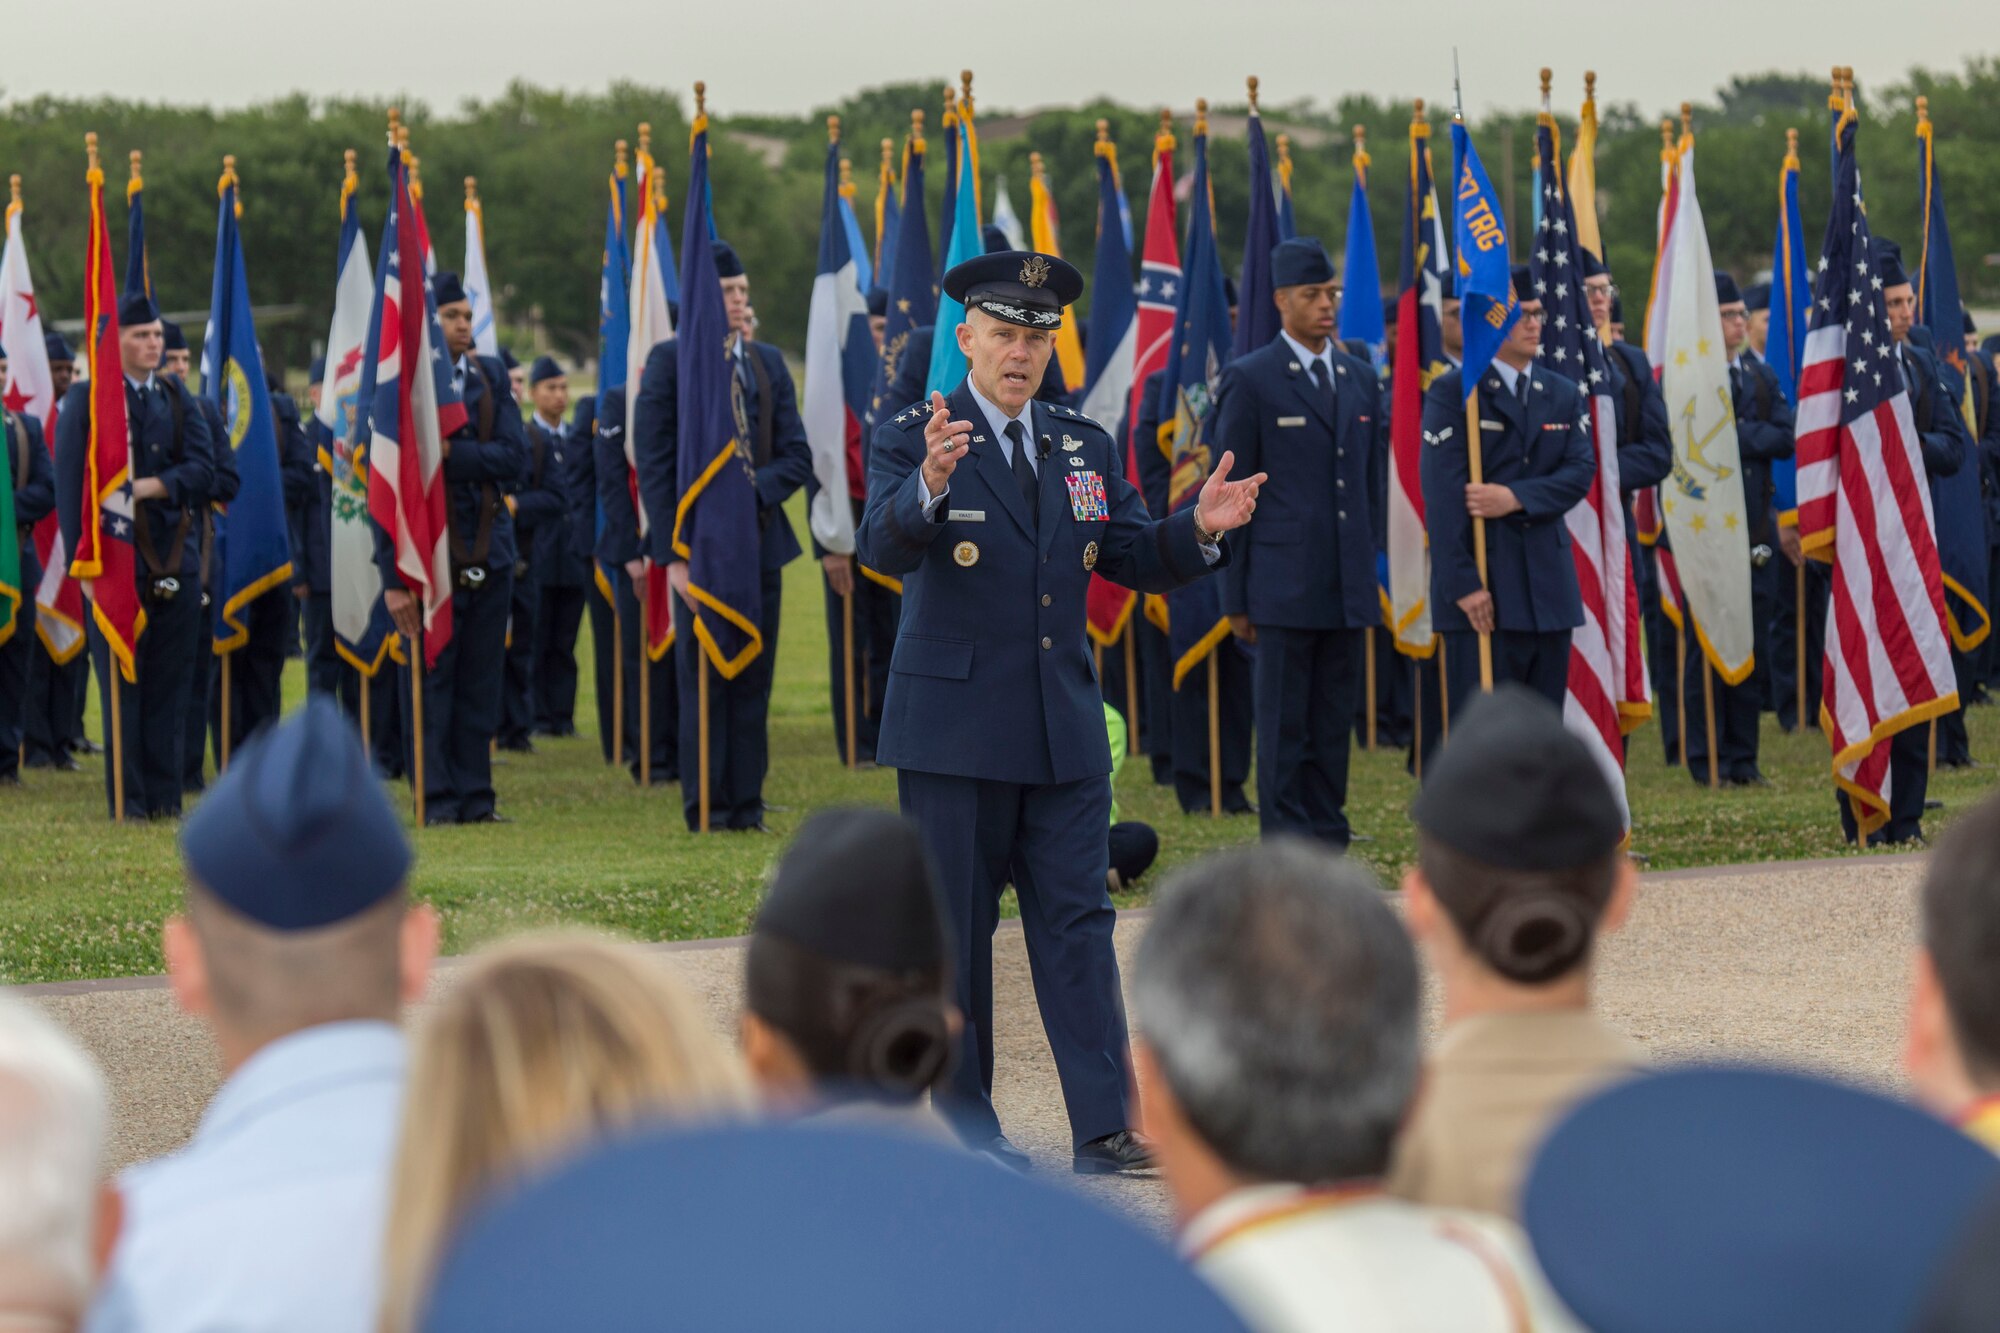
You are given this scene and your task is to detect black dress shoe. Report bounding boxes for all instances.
[53,753,81,773]
[1925,798,1945,812]
[76,738,104,756]
[22,753,52,770]
[465,810,511,824]
[423,812,460,827]
[760,802,792,814]
[0,773,20,787]
[980,1136,1033,1174]
[1074,1130,1156,1176]
[496,737,536,755]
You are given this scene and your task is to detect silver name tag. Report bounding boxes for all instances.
[1277,416,1307,428]
[947,509,986,522]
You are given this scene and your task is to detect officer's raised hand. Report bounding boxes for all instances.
[920,391,976,496]
[1194,450,1267,536]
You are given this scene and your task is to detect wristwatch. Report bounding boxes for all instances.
[1191,505,1217,547]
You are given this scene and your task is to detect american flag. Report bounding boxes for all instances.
[1530,111,1646,816]
[1795,108,1956,838]
[1387,104,1448,658]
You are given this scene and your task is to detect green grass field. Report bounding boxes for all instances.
[5,492,1995,984]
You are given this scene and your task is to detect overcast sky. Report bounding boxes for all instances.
[4,0,1981,122]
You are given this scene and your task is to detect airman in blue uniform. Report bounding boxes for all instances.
[496,355,567,752]
[1418,266,1595,755]
[0,382,54,786]
[373,271,525,825]
[23,330,88,773]
[633,241,813,831]
[53,294,216,820]
[590,384,675,783]
[153,319,230,794]
[527,358,592,738]
[1210,238,1383,848]
[857,249,1266,1172]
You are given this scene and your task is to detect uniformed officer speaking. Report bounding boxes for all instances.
[1211,237,1383,848]
[857,250,1266,1174]
[1418,265,1594,749]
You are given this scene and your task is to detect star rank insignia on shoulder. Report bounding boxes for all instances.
[1047,403,1104,433]
[893,403,928,427]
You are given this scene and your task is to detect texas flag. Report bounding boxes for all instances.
[804,132,873,560]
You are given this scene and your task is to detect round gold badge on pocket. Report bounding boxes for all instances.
[1083,541,1099,571]
[953,541,979,567]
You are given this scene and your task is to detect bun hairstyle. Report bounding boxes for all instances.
[1470,891,1594,985]
[1417,837,1618,986]
[745,933,952,1099]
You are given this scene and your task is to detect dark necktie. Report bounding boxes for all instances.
[1006,420,1038,523]
[1309,359,1333,412]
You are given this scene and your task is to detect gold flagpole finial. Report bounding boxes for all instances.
[1659,118,1675,157]
[1916,94,1930,126]
[85,132,100,175]
[828,114,841,145]
[1195,98,1210,137]
[1030,150,1044,181]
[1540,67,1553,100]
[128,150,143,183]
[1095,118,1110,145]
[694,81,707,119]
[387,107,400,145]
[638,121,652,157]
[344,148,358,177]
[942,83,957,128]
[1352,123,1368,162]
[881,136,895,171]
[9,175,20,207]
[911,108,926,154]
[1584,70,1596,100]
[1787,126,1799,154]
[1247,76,1260,113]
[1413,97,1427,125]
[839,155,855,199]
[960,69,974,118]
[465,176,479,206]
[1680,101,1693,137]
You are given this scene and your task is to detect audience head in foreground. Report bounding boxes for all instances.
[1389,684,1643,1217]
[1132,841,1580,1332]
[0,997,112,1333]
[380,933,753,1333]
[1525,1066,2000,1333]
[89,700,435,1333]
[1905,790,2000,1150]
[743,809,956,1113]
[419,1121,1248,1332]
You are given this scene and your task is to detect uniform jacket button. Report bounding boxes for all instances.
[1041,636,1052,650]
[1041,594,1051,606]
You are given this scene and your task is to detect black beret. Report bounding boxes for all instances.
[158,319,186,352]
[499,347,520,372]
[1510,263,1535,302]
[308,356,327,385]
[756,808,947,972]
[943,251,1083,330]
[1223,275,1239,308]
[44,331,74,364]
[1580,249,1608,279]
[981,223,1010,255]
[528,354,564,385]
[1873,238,1909,289]
[1742,281,1771,313]
[865,285,888,318]
[180,697,411,929]
[1414,683,1623,873]
[1609,294,1626,325]
[711,241,744,279]
[1963,309,1977,336]
[1271,236,1336,289]
[1438,268,1456,301]
[118,292,159,328]
[431,270,469,308]
[1383,300,1400,329]
[1714,271,1742,306]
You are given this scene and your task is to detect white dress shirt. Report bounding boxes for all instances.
[87,1022,408,1333]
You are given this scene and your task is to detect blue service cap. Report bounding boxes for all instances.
[498,347,519,372]
[431,270,468,308]
[1714,271,1743,306]
[180,697,412,930]
[44,331,73,364]
[422,1123,1248,1332]
[1742,281,1771,312]
[158,319,186,353]
[1524,1066,2000,1333]
[1271,236,1335,289]
[866,285,888,318]
[1509,263,1535,302]
[943,251,1083,330]
[981,223,1011,255]
[308,356,327,385]
[528,354,563,386]
[118,293,159,328]
[1580,248,1608,279]
[711,241,744,279]
[1873,237,1910,289]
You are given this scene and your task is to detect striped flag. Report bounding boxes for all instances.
[1,194,84,663]
[628,137,678,660]
[1532,104,1645,818]
[69,148,145,681]
[1796,106,1957,838]
[1082,123,1140,646]
[1028,153,1085,392]
[803,128,870,558]
[363,144,466,666]
[463,181,500,357]
[1768,129,1810,532]
[1388,102,1448,659]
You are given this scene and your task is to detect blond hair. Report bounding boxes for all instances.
[378,933,753,1333]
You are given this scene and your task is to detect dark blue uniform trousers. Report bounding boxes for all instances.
[1438,630,1570,749]
[1770,558,1830,732]
[616,574,676,784]
[400,571,510,823]
[1839,723,1931,845]
[1682,561,1777,784]
[22,639,85,765]
[535,584,586,733]
[1254,625,1364,847]
[183,598,216,791]
[209,593,289,764]
[301,591,343,700]
[0,619,32,780]
[587,576,618,764]
[819,569,894,764]
[1639,551,1682,765]
[499,567,540,747]
[672,566,780,830]
[1170,641,1252,812]
[1404,649,1449,777]
[897,767,1130,1150]
[88,588,201,819]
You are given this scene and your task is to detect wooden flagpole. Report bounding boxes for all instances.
[219,654,232,772]
[1207,654,1222,818]
[1364,627,1378,750]
[411,631,426,824]
[1467,387,1495,690]
[109,670,126,824]
[360,674,372,752]
[842,587,857,768]
[610,596,625,768]
[1701,654,1720,789]
[1413,658,1423,780]
[1676,623,1688,766]
[1795,560,1807,727]
[697,651,711,832]
[1123,621,1139,754]
[639,647,652,785]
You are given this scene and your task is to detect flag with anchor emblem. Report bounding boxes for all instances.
[1648,120,1753,683]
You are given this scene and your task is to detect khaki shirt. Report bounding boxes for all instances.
[1388,1010,1643,1220]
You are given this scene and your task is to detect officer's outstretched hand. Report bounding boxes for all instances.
[1194,451,1268,536]
[920,392,975,496]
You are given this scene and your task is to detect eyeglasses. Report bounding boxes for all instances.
[1583,280,1618,298]
[1516,307,1548,324]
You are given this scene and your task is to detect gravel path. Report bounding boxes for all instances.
[17,854,1924,1231]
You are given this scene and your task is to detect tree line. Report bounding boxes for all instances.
[2,60,1995,379]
